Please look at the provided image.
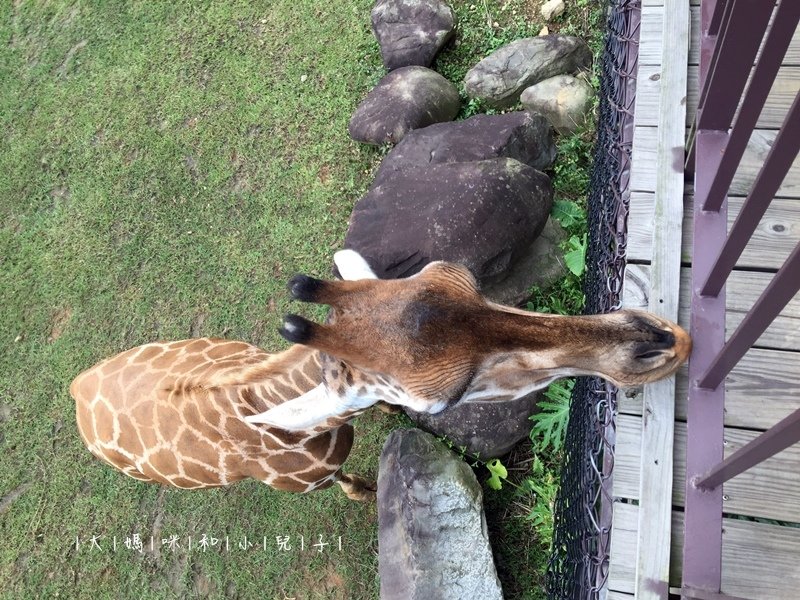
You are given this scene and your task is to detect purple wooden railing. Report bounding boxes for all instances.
[683,1,800,598]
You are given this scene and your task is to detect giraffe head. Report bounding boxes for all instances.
[246,250,691,431]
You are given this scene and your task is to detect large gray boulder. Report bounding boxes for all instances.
[375,111,556,184]
[480,216,568,306]
[521,74,595,134]
[464,35,592,108]
[349,66,460,145]
[406,391,541,459]
[371,0,456,70]
[378,429,503,600]
[344,158,553,285]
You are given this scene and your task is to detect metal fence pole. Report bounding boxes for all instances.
[696,406,800,489]
[699,240,800,389]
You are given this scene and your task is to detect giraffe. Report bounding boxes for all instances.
[71,250,691,500]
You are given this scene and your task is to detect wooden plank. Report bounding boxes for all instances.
[618,347,800,431]
[610,503,800,599]
[610,504,682,595]
[623,264,800,351]
[640,6,700,66]
[634,2,689,598]
[631,126,800,196]
[627,193,800,270]
[640,6,800,67]
[641,0,699,6]
[614,414,800,523]
[637,65,800,129]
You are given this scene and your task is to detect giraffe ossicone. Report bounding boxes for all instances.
[71,250,691,499]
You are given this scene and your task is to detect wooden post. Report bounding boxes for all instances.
[634,1,690,598]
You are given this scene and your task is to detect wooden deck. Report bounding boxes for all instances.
[608,2,800,598]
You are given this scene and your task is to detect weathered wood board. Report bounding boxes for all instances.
[633,1,690,597]
[631,127,800,196]
[609,503,800,599]
[614,414,800,523]
[637,65,800,129]
[628,193,800,270]
[640,6,800,67]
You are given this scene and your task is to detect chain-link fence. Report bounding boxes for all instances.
[545,1,640,598]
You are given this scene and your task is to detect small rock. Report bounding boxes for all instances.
[374,111,556,183]
[521,74,595,134]
[349,66,460,145]
[344,158,553,286]
[541,0,566,21]
[371,0,456,70]
[539,25,550,36]
[378,429,503,600]
[480,217,568,305]
[406,391,542,459]
[464,35,592,108]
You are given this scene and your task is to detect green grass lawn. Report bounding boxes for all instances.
[0,1,600,598]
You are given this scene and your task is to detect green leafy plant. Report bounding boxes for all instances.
[440,435,513,491]
[563,233,588,276]
[527,277,586,315]
[530,380,573,453]
[520,455,560,551]
[552,199,586,229]
[486,458,509,490]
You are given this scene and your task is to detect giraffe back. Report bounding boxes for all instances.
[70,339,354,491]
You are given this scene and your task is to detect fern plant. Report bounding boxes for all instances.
[529,379,573,453]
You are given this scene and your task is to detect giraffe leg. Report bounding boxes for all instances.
[375,401,402,415]
[336,473,377,502]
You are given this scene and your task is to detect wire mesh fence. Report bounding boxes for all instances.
[545,1,640,598]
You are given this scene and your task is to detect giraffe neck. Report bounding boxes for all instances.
[245,352,402,431]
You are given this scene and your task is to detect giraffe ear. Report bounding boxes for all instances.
[244,384,340,431]
[334,249,378,281]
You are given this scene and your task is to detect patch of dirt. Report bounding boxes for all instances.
[167,551,190,595]
[9,0,23,48]
[295,564,348,600]
[55,39,88,78]
[189,311,207,337]
[91,128,106,146]
[228,149,250,195]
[0,404,12,423]
[48,307,73,342]
[50,419,64,451]
[521,0,546,22]
[55,5,81,30]
[49,185,70,205]
[185,155,199,182]
[317,164,331,185]
[191,562,216,597]
[0,482,33,516]
[147,487,167,559]
[229,171,249,195]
